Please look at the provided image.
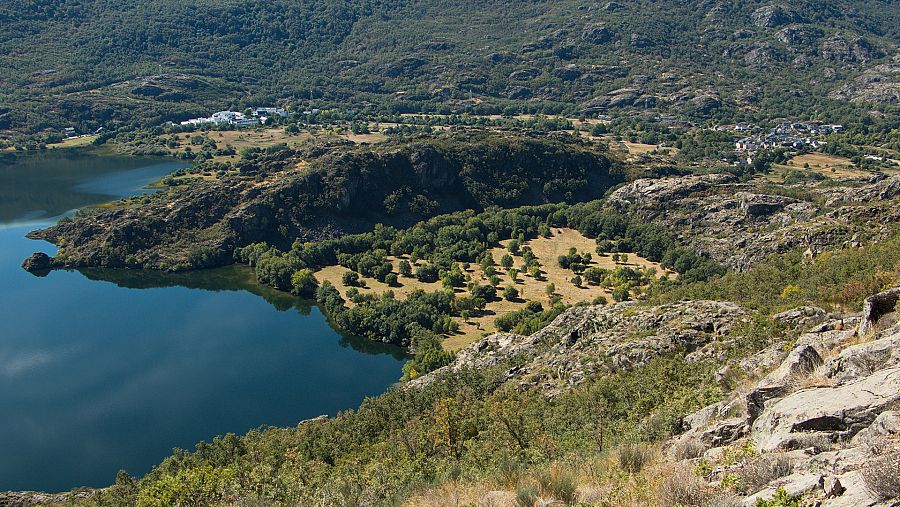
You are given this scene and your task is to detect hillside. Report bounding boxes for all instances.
[1,0,898,137]
[27,132,619,271]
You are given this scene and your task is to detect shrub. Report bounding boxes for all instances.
[754,487,803,507]
[515,485,538,507]
[658,465,710,507]
[535,468,577,505]
[863,449,900,500]
[290,269,319,296]
[617,442,654,474]
[737,454,793,495]
[672,437,707,460]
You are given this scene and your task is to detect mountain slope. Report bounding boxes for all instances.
[0,0,897,134]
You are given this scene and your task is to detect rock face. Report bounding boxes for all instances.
[858,288,900,337]
[829,57,900,104]
[27,136,617,272]
[21,252,51,272]
[581,24,613,45]
[665,297,900,507]
[412,300,749,392]
[607,174,900,272]
[752,367,900,452]
[820,34,879,64]
[751,5,800,28]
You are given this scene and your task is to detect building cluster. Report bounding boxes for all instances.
[180,107,288,128]
[733,121,844,160]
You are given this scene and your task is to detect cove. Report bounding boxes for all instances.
[0,151,405,492]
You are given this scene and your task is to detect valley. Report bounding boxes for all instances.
[0,1,898,506]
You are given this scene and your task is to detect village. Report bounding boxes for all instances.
[730,120,845,162]
[178,107,289,128]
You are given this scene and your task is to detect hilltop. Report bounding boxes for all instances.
[1,0,897,141]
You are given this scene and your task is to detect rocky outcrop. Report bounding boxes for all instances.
[829,57,900,105]
[0,490,93,506]
[776,26,822,47]
[751,5,801,29]
[858,288,900,337]
[21,252,51,272]
[666,301,900,507]
[607,174,900,271]
[581,24,613,45]
[746,344,823,424]
[751,367,900,452]
[411,300,749,392]
[820,34,880,64]
[27,135,617,272]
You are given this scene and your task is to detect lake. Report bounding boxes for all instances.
[0,151,406,492]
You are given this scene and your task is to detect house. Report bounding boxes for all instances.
[735,138,759,152]
[252,107,288,118]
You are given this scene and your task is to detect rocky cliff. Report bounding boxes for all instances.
[26,134,616,271]
[415,288,900,506]
[606,173,900,271]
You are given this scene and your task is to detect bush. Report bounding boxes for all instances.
[290,269,318,296]
[415,264,440,283]
[617,442,654,474]
[658,465,711,507]
[863,449,900,500]
[535,468,577,505]
[737,454,793,495]
[672,437,706,460]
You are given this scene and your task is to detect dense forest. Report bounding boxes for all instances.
[1,0,897,138]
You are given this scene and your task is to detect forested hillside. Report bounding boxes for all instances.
[1,0,897,135]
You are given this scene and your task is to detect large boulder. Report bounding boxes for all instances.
[581,24,613,44]
[858,287,900,337]
[821,334,900,384]
[738,192,798,218]
[746,344,823,423]
[21,252,51,272]
[773,306,827,330]
[752,367,900,451]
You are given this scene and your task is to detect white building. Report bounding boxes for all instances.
[252,107,288,117]
[181,111,259,128]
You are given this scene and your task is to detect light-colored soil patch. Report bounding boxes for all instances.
[785,152,862,178]
[313,228,671,351]
[47,135,99,149]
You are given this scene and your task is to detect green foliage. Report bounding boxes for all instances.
[754,487,803,507]
[290,268,318,297]
[653,231,900,312]
[402,332,454,382]
[100,352,720,506]
[495,301,567,335]
[2,0,898,143]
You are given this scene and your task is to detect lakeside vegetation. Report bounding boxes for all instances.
[69,226,900,507]
[232,198,723,381]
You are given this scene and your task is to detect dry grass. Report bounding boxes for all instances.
[658,465,711,506]
[736,453,794,495]
[312,228,670,351]
[657,465,740,507]
[617,443,656,474]
[863,446,900,500]
[785,152,864,179]
[46,135,99,149]
[672,437,708,461]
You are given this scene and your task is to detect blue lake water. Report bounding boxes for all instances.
[0,151,405,492]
